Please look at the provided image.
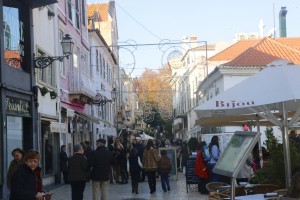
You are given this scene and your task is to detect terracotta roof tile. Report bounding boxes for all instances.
[87,3,109,21]
[222,37,300,67]
[209,39,260,61]
[274,37,300,51]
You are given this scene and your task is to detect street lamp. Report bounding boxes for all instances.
[34,34,74,69]
[111,88,117,101]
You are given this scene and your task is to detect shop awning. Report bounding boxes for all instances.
[24,0,58,8]
[50,122,67,133]
[75,111,100,124]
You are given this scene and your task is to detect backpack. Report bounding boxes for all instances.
[202,145,211,162]
[158,155,171,174]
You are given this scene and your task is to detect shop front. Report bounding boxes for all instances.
[0,0,57,198]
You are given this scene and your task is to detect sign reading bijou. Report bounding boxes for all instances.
[6,97,31,117]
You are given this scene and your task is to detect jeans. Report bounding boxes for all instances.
[146,170,156,192]
[160,174,170,192]
[130,171,140,193]
[92,180,108,200]
[70,181,86,200]
[209,163,220,182]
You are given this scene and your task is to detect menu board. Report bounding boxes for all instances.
[213,131,260,178]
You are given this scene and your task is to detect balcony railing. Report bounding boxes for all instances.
[69,71,96,104]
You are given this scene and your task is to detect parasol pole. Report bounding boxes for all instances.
[281,102,292,188]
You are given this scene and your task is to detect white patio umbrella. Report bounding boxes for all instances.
[194,60,300,187]
[141,132,155,140]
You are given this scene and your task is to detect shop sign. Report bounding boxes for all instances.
[6,97,31,117]
[50,122,67,133]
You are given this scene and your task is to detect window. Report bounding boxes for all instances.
[96,50,99,72]
[101,58,105,76]
[3,2,26,69]
[37,50,56,86]
[73,53,78,68]
[75,0,80,29]
[59,31,65,76]
[215,88,219,96]
[82,0,86,26]
[81,54,88,74]
[68,0,72,20]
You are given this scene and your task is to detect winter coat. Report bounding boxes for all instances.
[10,164,42,200]
[142,147,160,171]
[60,151,68,172]
[89,146,113,181]
[7,159,23,189]
[195,150,210,179]
[128,155,143,172]
[68,153,88,182]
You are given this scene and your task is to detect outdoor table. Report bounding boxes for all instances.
[223,194,280,200]
[216,185,231,192]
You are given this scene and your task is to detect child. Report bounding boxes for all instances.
[158,150,172,192]
[127,148,143,194]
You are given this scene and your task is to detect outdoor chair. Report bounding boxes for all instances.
[218,186,247,198]
[248,184,280,194]
[206,182,230,193]
[272,188,288,196]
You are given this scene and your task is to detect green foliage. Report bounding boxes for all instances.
[187,137,199,152]
[251,127,300,186]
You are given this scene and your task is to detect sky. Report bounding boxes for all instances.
[87,0,300,77]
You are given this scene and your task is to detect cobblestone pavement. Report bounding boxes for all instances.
[49,172,209,200]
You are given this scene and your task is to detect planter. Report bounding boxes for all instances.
[50,91,57,99]
[39,87,49,96]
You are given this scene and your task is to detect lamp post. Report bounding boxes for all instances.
[34,34,74,69]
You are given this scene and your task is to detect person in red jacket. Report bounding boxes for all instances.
[195,142,210,194]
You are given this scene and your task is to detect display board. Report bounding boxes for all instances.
[185,157,201,193]
[159,147,178,180]
[213,131,260,178]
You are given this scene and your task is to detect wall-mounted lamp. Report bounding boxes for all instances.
[93,88,117,106]
[34,34,74,69]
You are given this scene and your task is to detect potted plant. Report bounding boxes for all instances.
[50,91,57,99]
[39,87,48,96]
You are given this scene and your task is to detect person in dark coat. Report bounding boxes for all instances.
[107,137,115,184]
[7,148,24,190]
[181,142,190,172]
[133,137,145,181]
[127,148,143,194]
[89,139,114,200]
[84,141,93,158]
[10,150,45,200]
[68,144,88,200]
[60,145,69,184]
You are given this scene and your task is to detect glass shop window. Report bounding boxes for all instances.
[42,123,54,175]
[3,1,26,69]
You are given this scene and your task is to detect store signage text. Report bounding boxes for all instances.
[6,97,31,117]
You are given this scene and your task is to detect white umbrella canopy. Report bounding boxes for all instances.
[194,60,300,187]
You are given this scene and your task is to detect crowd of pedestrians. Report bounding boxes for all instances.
[7,133,226,200]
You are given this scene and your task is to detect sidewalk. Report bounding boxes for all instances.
[49,172,209,200]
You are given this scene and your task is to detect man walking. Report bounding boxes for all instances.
[89,139,113,200]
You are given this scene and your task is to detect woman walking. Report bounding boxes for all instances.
[143,139,160,194]
[208,136,221,182]
[127,148,143,194]
[68,144,88,200]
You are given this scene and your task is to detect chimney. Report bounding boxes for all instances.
[279,7,287,38]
